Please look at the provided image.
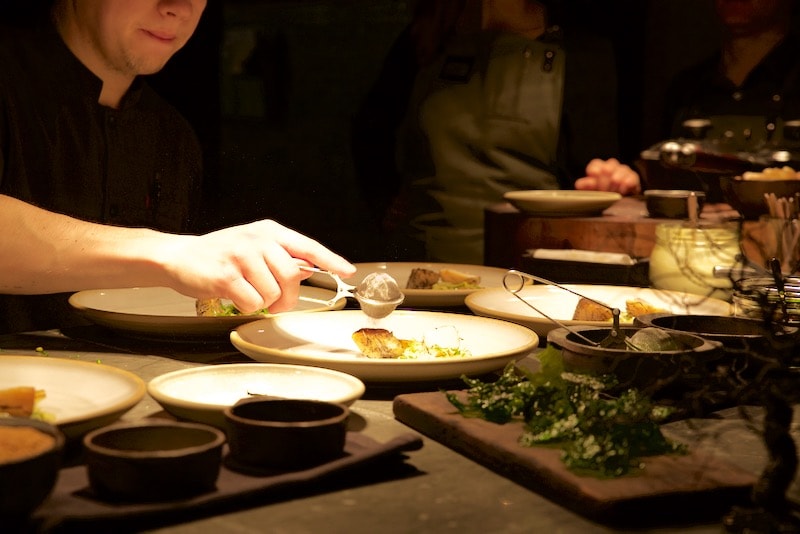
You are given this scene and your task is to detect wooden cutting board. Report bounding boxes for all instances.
[393,391,758,526]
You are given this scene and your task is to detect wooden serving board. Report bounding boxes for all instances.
[393,391,758,526]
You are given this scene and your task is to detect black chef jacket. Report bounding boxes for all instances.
[0,17,203,334]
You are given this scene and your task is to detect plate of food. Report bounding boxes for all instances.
[0,356,146,439]
[305,262,509,307]
[147,363,365,428]
[68,286,345,340]
[465,284,733,338]
[503,190,622,216]
[229,310,539,382]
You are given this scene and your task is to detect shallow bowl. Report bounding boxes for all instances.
[720,175,800,220]
[644,189,706,219]
[224,397,348,474]
[0,417,64,524]
[547,325,723,393]
[634,313,798,350]
[83,419,225,502]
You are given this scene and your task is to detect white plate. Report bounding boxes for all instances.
[148,363,365,428]
[69,286,345,340]
[229,310,539,382]
[503,190,622,216]
[305,262,511,307]
[0,356,146,439]
[465,284,732,338]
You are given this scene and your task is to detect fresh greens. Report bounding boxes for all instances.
[445,345,686,477]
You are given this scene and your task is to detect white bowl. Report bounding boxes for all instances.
[148,363,365,428]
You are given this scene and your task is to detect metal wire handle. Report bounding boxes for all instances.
[502,269,640,350]
[299,266,355,306]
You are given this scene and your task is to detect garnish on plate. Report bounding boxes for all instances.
[352,326,471,359]
[196,298,270,317]
[445,345,686,477]
[0,387,54,422]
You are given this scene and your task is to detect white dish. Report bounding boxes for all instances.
[0,355,146,439]
[306,262,511,307]
[69,286,345,340]
[147,363,365,428]
[465,284,732,338]
[503,190,621,216]
[229,310,539,382]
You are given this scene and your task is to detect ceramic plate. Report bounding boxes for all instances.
[503,190,622,216]
[0,355,146,439]
[69,286,345,340]
[305,262,511,307]
[148,363,365,428]
[229,310,539,382]
[465,284,732,338]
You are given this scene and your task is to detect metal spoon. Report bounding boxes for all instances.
[299,266,404,319]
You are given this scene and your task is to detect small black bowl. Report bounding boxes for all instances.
[83,419,225,502]
[224,398,348,473]
[644,189,706,219]
[547,325,723,394]
[0,417,64,523]
[634,313,798,350]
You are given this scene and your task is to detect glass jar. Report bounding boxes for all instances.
[649,222,741,301]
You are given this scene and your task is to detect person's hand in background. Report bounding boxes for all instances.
[575,158,641,196]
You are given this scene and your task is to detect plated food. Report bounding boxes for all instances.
[465,284,732,338]
[0,356,145,439]
[0,386,47,419]
[68,286,344,340]
[147,363,365,428]
[305,262,510,307]
[230,310,539,382]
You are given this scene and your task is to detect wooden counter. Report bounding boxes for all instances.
[484,196,770,271]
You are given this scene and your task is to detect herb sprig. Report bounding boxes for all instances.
[446,345,686,477]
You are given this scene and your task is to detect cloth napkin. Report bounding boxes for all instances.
[527,248,637,265]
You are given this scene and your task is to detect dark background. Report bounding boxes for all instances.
[2,0,723,262]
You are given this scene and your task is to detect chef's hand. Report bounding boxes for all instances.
[574,158,641,196]
[160,219,356,314]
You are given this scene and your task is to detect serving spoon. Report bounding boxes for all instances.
[299,266,404,319]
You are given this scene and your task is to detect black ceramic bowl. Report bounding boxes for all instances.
[0,417,64,524]
[720,175,800,220]
[644,189,706,219]
[547,325,723,393]
[634,313,799,351]
[224,397,348,473]
[83,419,225,502]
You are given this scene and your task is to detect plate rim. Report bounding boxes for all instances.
[147,362,366,410]
[465,284,733,335]
[306,262,513,306]
[229,309,539,381]
[67,286,345,338]
[0,355,146,428]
